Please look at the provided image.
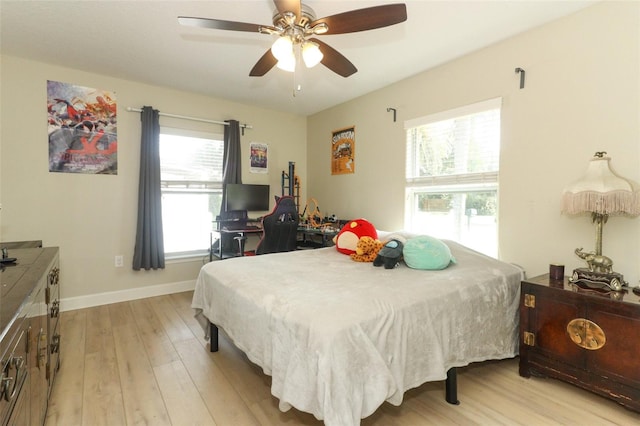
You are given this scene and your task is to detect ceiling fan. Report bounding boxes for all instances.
[178,0,407,78]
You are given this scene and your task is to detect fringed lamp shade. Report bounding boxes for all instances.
[561,152,640,260]
[561,154,640,216]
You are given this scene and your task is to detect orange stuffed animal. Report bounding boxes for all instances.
[350,236,383,262]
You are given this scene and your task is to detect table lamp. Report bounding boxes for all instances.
[561,151,640,291]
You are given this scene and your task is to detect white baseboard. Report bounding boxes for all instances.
[60,280,196,312]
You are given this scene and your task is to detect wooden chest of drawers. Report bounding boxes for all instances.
[519,274,640,412]
[0,247,60,426]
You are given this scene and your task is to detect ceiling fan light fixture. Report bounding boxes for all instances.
[271,36,293,61]
[179,2,408,78]
[302,41,323,68]
[276,52,296,72]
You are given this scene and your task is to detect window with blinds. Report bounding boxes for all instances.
[404,98,501,257]
[159,129,224,257]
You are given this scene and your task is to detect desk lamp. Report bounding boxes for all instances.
[561,152,640,291]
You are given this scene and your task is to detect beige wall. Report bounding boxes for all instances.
[0,56,307,301]
[307,2,640,284]
[2,1,639,303]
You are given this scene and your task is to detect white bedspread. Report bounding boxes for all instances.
[192,239,522,426]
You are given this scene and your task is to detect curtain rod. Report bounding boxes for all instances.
[126,107,252,132]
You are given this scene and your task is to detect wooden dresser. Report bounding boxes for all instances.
[0,246,60,425]
[519,274,640,412]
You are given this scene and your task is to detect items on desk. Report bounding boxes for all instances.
[0,247,17,264]
[211,209,263,259]
[303,197,323,227]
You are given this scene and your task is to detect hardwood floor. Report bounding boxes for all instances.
[45,291,640,426]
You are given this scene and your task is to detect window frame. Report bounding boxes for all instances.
[159,127,225,259]
[404,98,502,257]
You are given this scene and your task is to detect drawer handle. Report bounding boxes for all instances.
[37,329,47,369]
[2,356,25,402]
[1,375,13,402]
[567,318,606,350]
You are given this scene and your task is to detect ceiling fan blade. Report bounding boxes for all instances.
[273,0,301,22]
[249,49,278,77]
[309,38,357,78]
[311,4,407,35]
[178,16,263,33]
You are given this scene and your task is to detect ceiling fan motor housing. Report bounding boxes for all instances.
[272,3,326,43]
[273,3,315,29]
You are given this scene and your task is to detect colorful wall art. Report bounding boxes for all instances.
[47,80,118,174]
[331,126,355,175]
[250,142,268,173]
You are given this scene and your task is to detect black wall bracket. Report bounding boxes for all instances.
[515,67,526,89]
[387,107,397,122]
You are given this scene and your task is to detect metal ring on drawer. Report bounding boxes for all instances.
[2,356,25,402]
[567,318,606,350]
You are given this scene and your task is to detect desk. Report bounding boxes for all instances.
[297,226,338,249]
[210,225,263,261]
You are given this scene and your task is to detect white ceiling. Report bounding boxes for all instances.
[1,0,597,116]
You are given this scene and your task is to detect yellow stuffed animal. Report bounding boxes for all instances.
[350,236,383,262]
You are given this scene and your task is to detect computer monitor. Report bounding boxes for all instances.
[225,184,270,212]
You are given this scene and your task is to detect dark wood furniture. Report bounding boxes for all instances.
[519,274,640,412]
[0,246,60,425]
[0,240,42,249]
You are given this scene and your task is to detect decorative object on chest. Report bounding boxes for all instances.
[519,274,640,413]
[561,151,640,291]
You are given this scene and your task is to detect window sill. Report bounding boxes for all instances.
[165,251,210,264]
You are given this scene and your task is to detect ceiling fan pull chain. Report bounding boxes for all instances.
[292,68,298,97]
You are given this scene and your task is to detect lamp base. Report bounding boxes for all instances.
[569,267,627,291]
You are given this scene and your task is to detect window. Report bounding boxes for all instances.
[404,98,501,257]
[160,128,224,257]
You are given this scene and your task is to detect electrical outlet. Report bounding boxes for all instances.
[115,255,124,268]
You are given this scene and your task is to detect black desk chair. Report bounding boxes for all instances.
[255,196,299,255]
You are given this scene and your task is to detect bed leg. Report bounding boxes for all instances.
[209,322,219,352]
[445,368,460,405]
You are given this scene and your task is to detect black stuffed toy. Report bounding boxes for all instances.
[373,239,404,269]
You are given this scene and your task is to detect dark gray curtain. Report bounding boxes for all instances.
[220,119,242,213]
[133,106,165,270]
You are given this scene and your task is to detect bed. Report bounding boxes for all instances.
[192,234,523,425]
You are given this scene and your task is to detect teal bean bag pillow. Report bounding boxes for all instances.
[403,235,456,270]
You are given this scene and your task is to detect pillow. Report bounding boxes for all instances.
[403,235,456,270]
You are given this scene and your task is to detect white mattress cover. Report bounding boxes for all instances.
[192,239,522,425]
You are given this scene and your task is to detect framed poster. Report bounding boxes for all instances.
[47,80,118,174]
[331,126,355,175]
[250,142,268,173]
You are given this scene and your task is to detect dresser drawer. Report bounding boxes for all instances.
[588,302,640,385]
[519,274,640,412]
